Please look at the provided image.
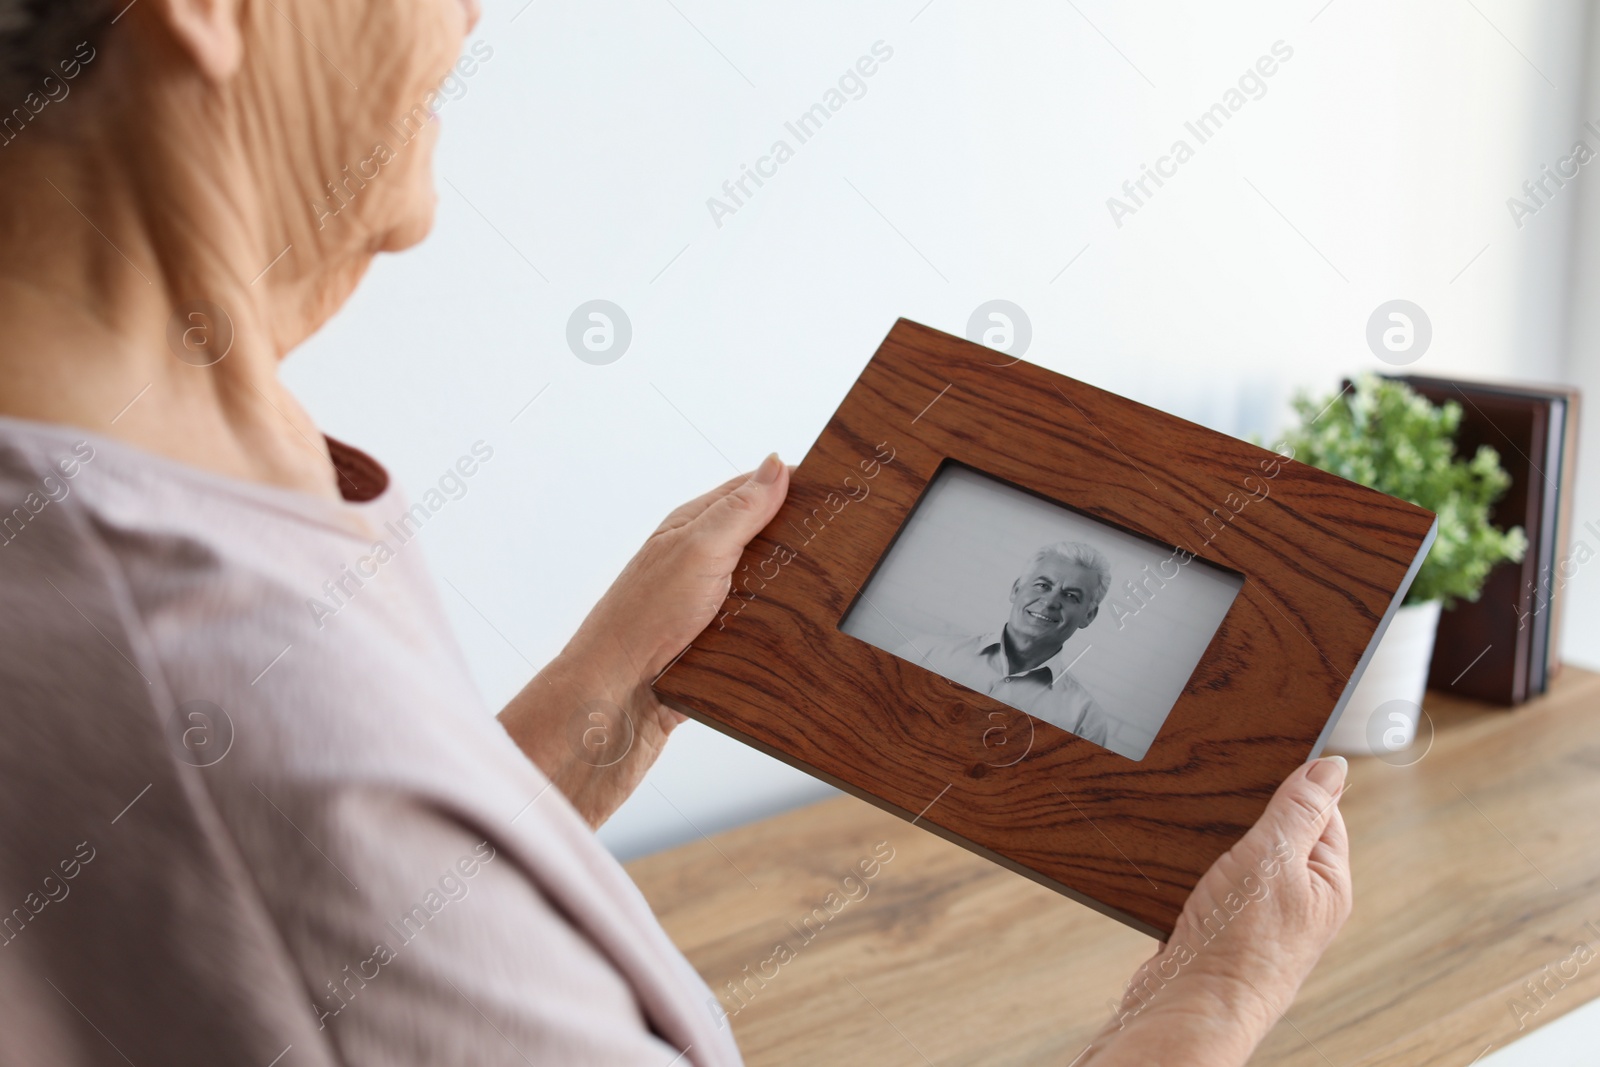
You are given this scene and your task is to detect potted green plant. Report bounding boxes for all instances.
[1275,374,1527,756]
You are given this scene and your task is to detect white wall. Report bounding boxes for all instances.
[284,0,1595,862]
[1557,0,1600,680]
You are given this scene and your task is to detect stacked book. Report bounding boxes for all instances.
[1396,375,1582,705]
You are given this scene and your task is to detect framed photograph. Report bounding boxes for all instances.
[839,463,1246,762]
[654,319,1437,937]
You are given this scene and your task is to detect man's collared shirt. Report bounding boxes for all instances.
[909,629,1113,746]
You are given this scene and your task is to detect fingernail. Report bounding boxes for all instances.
[753,452,782,485]
[1307,755,1347,792]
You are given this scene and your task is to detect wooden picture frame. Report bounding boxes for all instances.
[653,319,1437,938]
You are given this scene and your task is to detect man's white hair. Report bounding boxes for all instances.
[1024,540,1112,608]
[0,1,110,103]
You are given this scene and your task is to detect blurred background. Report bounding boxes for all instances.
[282,0,1598,860]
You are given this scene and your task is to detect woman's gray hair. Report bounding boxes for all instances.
[1026,541,1113,608]
[0,0,112,105]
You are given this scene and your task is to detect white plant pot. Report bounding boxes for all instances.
[1324,600,1443,757]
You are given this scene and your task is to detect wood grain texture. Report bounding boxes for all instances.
[629,669,1600,1067]
[653,319,1438,937]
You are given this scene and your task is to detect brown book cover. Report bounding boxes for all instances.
[1542,387,1581,687]
[1397,376,1556,705]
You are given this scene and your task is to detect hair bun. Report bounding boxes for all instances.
[0,1,110,106]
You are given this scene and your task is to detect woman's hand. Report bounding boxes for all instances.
[1084,755,1353,1066]
[497,455,791,829]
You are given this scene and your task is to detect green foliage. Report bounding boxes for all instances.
[1278,374,1526,608]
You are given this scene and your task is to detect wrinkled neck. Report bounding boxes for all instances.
[0,48,345,499]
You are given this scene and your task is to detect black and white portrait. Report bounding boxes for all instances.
[840,464,1244,760]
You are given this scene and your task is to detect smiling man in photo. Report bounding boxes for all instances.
[914,540,1115,744]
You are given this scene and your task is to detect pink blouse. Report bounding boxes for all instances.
[0,416,742,1066]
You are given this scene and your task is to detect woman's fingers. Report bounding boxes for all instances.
[1306,802,1351,894]
[657,457,795,532]
[658,469,755,530]
[1248,756,1347,867]
[687,454,788,558]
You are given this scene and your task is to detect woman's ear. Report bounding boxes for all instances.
[155,0,244,83]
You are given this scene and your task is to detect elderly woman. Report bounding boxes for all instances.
[0,2,1351,1064]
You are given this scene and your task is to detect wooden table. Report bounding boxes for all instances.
[628,668,1600,1066]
